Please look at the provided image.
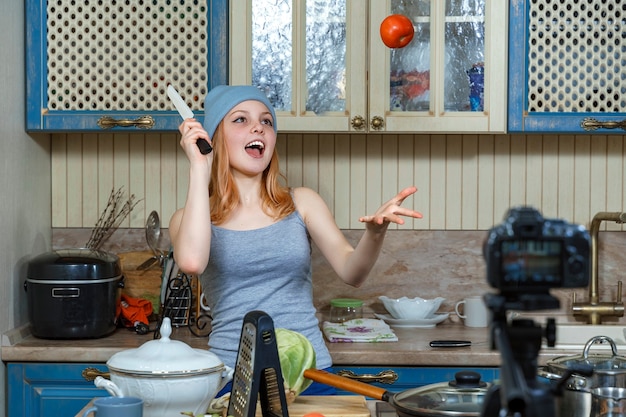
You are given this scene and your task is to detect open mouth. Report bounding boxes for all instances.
[245,140,265,157]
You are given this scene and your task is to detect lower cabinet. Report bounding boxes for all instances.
[7,362,109,417]
[328,366,500,395]
[7,362,499,416]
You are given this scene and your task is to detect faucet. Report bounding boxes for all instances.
[572,211,626,324]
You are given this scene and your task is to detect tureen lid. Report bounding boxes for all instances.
[107,318,224,376]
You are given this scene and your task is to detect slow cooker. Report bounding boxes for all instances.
[25,248,124,339]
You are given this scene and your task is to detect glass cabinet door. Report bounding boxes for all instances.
[230,0,505,133]
[369,0,506,132]
[230,0,368,132]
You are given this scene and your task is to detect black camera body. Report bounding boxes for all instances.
[484,206,590,294]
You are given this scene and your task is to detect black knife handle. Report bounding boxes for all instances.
[197,139,212,154]
[429,340,472,348]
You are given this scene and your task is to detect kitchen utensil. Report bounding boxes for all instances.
[591,387,626,417]
[25,248,124,339]
[304,369,490,417]
[374,313,449,328]
[81,396,144,417]
[429,340,472,348]
[167,84,212,154]
[227,310,289,417]
[137,211,164,270]
[379,296,445,320]
[455,296,489,328]
[94,317,233,417]
[258,396,370,417]
[539,335,626,417]
[161,270,193,327]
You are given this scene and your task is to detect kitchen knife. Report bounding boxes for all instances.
[429,340,472,348]
[166,85,212,154]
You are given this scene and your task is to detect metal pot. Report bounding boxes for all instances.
[94,318,233,417]
[304,369,491,417]
[591,387,626,417]
[539,336,626,417]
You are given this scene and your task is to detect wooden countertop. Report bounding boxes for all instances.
[2,321,580,366]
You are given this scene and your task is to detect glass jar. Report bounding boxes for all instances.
[329,298,363,323]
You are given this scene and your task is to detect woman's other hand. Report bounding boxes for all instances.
[358,186,422,229]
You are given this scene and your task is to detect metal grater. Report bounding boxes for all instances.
[228,311,289,417]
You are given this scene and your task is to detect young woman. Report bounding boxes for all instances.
[169,85,422,394]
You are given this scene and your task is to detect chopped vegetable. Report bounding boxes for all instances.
[275,328,316,403]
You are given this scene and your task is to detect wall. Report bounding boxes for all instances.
[51,132,626,231]
[51,131,626,324]
[0,2,52,414]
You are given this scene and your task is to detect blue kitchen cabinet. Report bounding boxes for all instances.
[25,0,227,132]
[329,366,499,395]
[7,363,109,417]
[508,0,626,133]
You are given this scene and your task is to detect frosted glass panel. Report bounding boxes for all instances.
[252,0,293,111]
[444,0,485,111]
[390,1,431,112]
[251,0,347,114]
[305,0,347,113]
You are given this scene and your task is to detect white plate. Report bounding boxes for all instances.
[374,313,449,328]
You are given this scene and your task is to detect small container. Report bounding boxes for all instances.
[329,298,363,323]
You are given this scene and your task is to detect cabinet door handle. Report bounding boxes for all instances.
[82,367,110,381]
[581,117,626,131]
[370,116,384,131]
[97,115,155,129]
[335,369,398,384]
[351,115,366,130]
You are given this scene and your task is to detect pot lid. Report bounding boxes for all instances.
[107,318,224,376]
[27,248,121,280]
[547,336,626,373]
[392,371,490,417]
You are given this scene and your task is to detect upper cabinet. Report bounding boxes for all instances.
[508,0,626,133]
[230,0,507,133]
[25,0,228,132]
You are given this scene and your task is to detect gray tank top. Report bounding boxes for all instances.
[200,210,332,370]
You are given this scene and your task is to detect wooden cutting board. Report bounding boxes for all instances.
[255,396,371,417]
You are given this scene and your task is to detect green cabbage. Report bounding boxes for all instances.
[275,328,316,402]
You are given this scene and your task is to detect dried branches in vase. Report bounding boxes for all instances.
[85,187,142,250]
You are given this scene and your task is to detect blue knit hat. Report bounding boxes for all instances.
[203,85,277,139]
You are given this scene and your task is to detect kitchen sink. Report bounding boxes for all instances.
[546,324,626,351]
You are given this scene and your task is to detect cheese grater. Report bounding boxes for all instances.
[227,311,289,417]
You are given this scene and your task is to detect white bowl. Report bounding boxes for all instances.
[379,296,446,320]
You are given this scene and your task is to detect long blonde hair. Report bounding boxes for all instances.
[208,124,295,225]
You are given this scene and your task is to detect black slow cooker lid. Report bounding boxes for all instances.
[27,248,121,280]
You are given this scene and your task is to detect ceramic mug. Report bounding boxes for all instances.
[82,396,143,417]
[455,296,489,327]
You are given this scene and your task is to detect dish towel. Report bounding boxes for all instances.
[322,318,398,342]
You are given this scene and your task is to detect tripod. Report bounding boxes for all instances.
[481,293,561,417]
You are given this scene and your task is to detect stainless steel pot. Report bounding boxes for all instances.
[539,336,626,417]
[592,387,626,417]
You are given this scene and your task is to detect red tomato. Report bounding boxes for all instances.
[380,14,415,49]
[302,413,326,417]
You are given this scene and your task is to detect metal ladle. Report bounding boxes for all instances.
[137,210,163,270]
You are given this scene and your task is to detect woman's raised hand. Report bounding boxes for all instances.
[358,186,422,228]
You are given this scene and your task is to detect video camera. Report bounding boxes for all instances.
[484,206,590,298]
[481,207,592,417]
